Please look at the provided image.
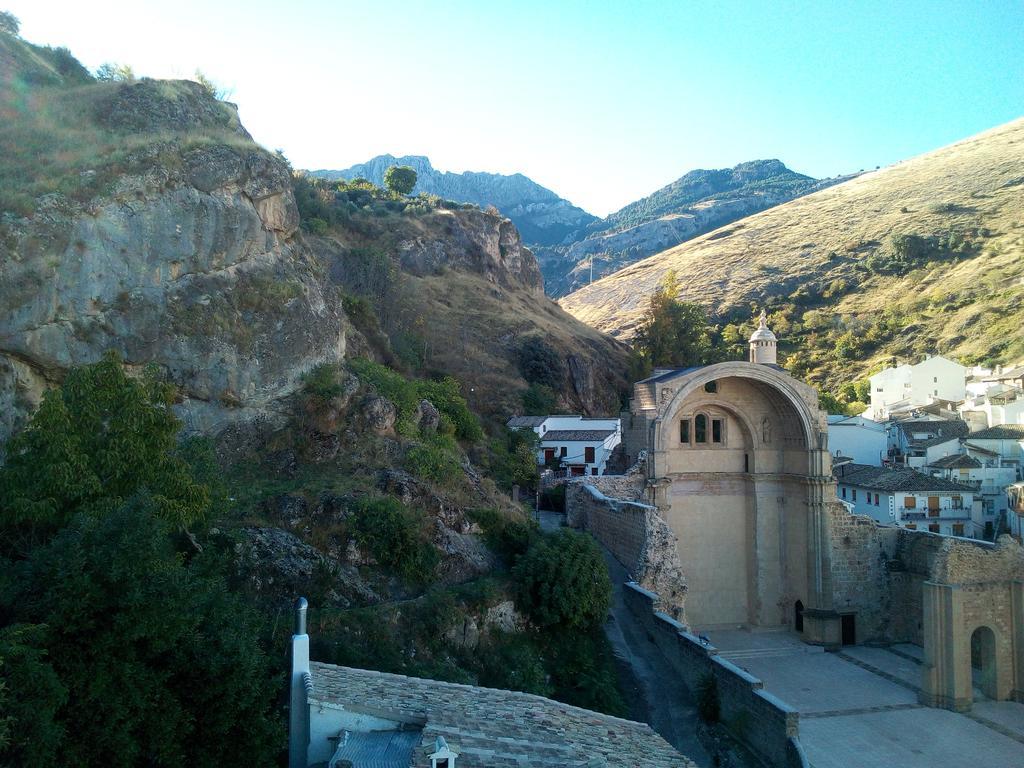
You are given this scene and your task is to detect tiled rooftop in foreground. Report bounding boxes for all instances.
[308,661,695,767]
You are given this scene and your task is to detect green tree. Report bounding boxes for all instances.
[0,353,208,555]
[0,624,66,767]
[0,498,282,768]
[383,165,417,196]
[95,62,135,81]
[521,382,557,414]
[517,336,565,390]
[633,270,712,368]
[0,10,19,35]
[351,496,438,583]
[513,529,611,629]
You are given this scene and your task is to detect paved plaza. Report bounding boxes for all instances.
[706,629,1024,768]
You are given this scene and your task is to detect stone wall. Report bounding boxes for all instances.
[829,504,1024,646]
[566,475,687,620]
[624,583,808,768]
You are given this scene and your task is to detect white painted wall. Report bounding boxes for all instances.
[827,415,887,465]
[835,484,979,537]
[538,432,621,475]
[871,356,968,419]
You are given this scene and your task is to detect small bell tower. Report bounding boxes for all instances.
[749,310,778,365]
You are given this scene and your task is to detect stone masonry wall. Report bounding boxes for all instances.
[829,504,1024,646]
[624,583,808,768]
[566,473,688,621]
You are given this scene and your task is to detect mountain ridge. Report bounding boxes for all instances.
[537,159,854,296]
[559,117,1024,389]
[310,154,597,246]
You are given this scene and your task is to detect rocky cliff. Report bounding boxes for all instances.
[0,35,629,440]
[311,154,597,247]
[0,75,348,441]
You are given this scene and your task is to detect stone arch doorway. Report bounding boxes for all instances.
[970,626,997,700]
[794,600,804,632]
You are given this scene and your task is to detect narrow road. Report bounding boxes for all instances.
[601,550,712,767]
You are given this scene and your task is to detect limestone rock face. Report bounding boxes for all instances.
[236,525,378,607]
[311,154,596,247]
[362,395,398,434]
[415,398,440,433]
[0,142,345,440]
[396,209,543,292]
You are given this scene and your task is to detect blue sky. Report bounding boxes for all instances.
[11,0,1023,215]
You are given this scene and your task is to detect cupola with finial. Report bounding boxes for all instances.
[748,310,777,365]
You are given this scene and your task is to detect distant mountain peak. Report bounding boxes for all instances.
[309,156,596,246]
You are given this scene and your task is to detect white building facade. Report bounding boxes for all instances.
[870,355,967,420]
[508,414,622,476]
[827,414,888,465]
[834,462,981,538]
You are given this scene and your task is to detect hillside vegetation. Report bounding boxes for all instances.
[537,160,850,297]
[560,118,1024,389]
[311,154,597,246]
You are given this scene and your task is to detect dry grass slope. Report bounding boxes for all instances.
[560,118,1024,384]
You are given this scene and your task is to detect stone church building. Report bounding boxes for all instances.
[570,313,1024,712]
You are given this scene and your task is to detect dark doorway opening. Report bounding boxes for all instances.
[794,600,804,633]
[841,614,856,646]
[971,625,997,699]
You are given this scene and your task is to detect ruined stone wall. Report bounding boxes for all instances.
[827,503,901,642]
[566,470,687,621]
[624,583,808,768]
[829,504,1024,646]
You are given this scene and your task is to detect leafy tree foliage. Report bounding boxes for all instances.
[633,270,713,369]
[95,61,135,81]
[521,382,557,414]
[0,498,282,768]
[513,529,611,629]
[0,624,66,767]
[0,356,282,767]
[350,496,438,583]
[0,352,208,554]
[383,165,418,196]
[0,10,18,35]
[516,336,565,390]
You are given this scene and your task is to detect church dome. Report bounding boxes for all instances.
[749,312,777,342]
[748,311,777,365]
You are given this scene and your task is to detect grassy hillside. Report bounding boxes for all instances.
[596,159,817,233]
[560,118,1024,389]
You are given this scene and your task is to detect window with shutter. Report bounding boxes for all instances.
[904,496,916,509]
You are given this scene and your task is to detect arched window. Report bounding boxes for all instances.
[694,414,708,443]
[679,418,690,444]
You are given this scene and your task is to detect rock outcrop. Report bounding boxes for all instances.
[310,154,596,247]
[0,81,347,440]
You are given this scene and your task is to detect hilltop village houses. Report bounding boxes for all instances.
[827,353,1024,540]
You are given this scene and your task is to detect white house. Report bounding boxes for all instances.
[834,462,981,538]
[889,418,969,468]
[827,414,888,466]
[507,414,622,476]
[924,453,1014,537]
[958,385,1024,430]
[963,424,1024,479]
[870,355,967,420]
